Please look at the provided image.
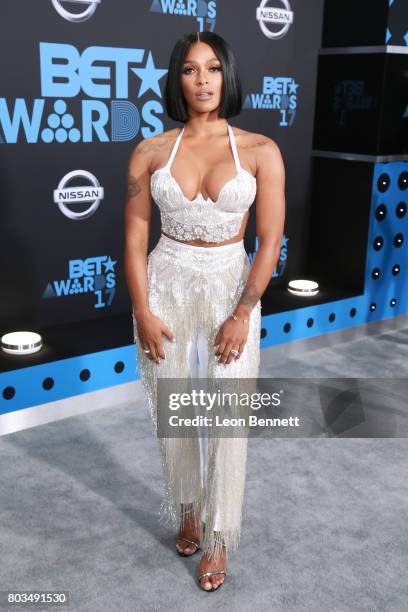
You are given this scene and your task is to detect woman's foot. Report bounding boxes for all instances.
[197,545,227,591]
[176,503,201,556]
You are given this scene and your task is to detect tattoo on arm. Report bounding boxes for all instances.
[237,280,262,309]
[240,138,268,151]
[126,132,178,200]
[127,171,141,199]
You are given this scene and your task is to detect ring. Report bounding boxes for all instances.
[230,348,240,357]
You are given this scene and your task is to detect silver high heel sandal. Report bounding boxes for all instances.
[197,530,227,592]
[176,535,200,557]
[176,503,202,557]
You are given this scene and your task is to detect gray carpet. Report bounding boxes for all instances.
[1,319,407,611]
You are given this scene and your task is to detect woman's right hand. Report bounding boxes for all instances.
[135,311,176,364]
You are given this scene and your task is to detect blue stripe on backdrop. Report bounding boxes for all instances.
[0,345,137,414]
[1,297,405,415]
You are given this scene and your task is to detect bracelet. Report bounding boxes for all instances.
[230,313,250,324]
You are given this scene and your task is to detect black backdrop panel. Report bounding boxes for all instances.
[380,53,408,154]
[322,0,408,48]
[322,0,388,48]
[1,1,324,329]
[313,52,408,156]
[305,157,373,293]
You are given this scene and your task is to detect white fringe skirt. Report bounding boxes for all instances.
[132,232,261,562]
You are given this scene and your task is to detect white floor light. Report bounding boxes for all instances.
[287,279,319,296]
[1,331,43,355]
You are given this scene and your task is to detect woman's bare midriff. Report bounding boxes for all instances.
[161,211,250,247]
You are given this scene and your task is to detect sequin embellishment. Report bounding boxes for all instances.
[150,123,257,243]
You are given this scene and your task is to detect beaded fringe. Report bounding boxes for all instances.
[132,234,261,564]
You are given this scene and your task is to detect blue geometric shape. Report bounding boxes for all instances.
[55,128,68,143]
[54,99,67,115]
[42,283,56,298]
[111,100,140,142]
[69,128,81,142]
[197,0,208,18]
[242,94,252,109]
[41,128,54,143]
[149,0,162,13]
[61,113,74,128]
[94,274,106,290]
[48,113,60,128]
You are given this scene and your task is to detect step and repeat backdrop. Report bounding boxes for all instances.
[1,0,408,417]
[1,0,324,329]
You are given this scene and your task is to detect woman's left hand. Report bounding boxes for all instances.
[214,316,249,365]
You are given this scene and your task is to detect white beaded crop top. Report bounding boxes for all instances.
[150,122,257,243]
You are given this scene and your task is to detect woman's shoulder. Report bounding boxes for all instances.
[146,126,180,142]
[134,127,179,153]
[233,126,283,167]
[234,126,279,150]
[130,127,180,172]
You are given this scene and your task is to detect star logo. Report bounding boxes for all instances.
[131,51,167,98]
[288,81,298,95]
[103,256,117,273]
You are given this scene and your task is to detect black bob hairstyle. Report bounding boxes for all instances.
[163,31,242,123]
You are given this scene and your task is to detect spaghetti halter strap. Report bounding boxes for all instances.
[166,123,242,173]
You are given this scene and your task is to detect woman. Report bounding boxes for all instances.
[124,31,285,592]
